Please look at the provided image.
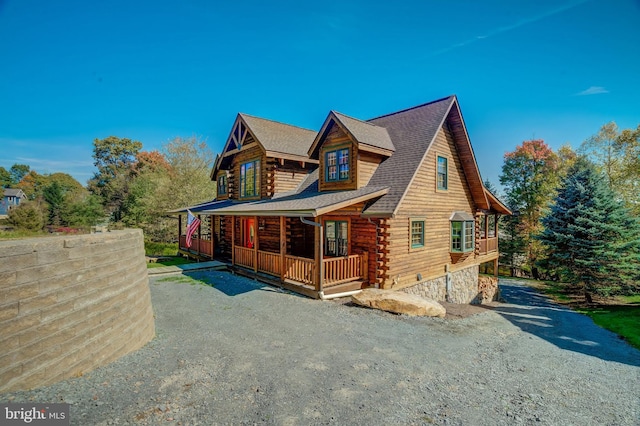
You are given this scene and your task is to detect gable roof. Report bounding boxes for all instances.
[4,188,26,198]
[239,113,317,159]
[360,95,490,217]
[361,96,454,215]
[213,113,318,177]
[308,111,395,158]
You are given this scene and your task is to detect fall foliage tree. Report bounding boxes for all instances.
[499,140,559,278]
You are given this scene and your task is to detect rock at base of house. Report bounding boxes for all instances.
[351,288,446,317]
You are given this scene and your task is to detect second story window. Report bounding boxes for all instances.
[326,148,349,182]
[218,174,227,195]
[240,160,260,198]
[437,155,448,190]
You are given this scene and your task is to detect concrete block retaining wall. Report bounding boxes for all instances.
[401,265,481,304]
[0,229,155,393]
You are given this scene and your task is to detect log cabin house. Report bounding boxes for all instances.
[173,95,511,301]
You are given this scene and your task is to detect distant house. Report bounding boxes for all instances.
[0,188,26,216]
[173,96,511,301]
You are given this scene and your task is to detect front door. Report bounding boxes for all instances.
[243,218,255,248]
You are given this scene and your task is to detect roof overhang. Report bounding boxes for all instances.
[484,188,512,215]
[200,187,389,218]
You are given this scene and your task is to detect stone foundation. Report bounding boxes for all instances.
[401,265,481,304]
[0,229,155,392]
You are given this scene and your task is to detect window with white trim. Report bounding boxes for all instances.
[451,220,474,252]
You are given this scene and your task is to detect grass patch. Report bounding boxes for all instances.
[0,230,48,240]
[157,274,214,287]
[144,240,178,256]
[577,306,640,350]
[147,257,193,269]
[521,279,640,350]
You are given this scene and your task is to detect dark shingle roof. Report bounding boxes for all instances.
[332,111,395,152]
[240,113,317,158]
[362,96,456,216]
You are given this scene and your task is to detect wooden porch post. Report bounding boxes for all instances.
[314,216,324,293]
[253,216,258,273]
[197,214,202,257]
[178,214,182,249]
[279,216,286,282]
[231,217,235,266]
[210,216,214,259]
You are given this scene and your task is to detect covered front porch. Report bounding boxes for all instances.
[230,214,371,298]
[175,186,387,298]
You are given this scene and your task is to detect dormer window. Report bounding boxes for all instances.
[326,148,349,182]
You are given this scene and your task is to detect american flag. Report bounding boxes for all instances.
[185,210,201,248]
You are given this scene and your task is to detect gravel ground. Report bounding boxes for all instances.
[2,272,639,425]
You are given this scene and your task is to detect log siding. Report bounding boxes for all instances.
[382,123,477,289]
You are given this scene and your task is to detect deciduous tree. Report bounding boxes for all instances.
[499,140,559,278]
[88,136,142,222]
[9,164,30,186]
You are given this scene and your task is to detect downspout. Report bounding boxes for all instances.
[300,217,324,299]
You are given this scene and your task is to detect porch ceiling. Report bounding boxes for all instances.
[200,186,389,218]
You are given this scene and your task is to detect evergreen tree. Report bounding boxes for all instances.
[539,159,640,298]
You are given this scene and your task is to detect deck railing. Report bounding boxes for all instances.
[479,237,498,254]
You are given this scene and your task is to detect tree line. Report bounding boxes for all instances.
[498,122,640,299]
[2,136,215,242]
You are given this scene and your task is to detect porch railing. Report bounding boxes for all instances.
[233,248,367,289]
[234,246,255,269]
[323,253,368,287]
[179,236,213,258]
[284,255,315,286]
[258,250,282,276]
[478,237,498,254]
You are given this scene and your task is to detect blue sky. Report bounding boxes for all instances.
[1,0,639,188]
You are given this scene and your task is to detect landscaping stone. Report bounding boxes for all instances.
[351,288,446,317]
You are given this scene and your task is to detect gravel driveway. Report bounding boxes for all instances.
[2,272,639,425]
